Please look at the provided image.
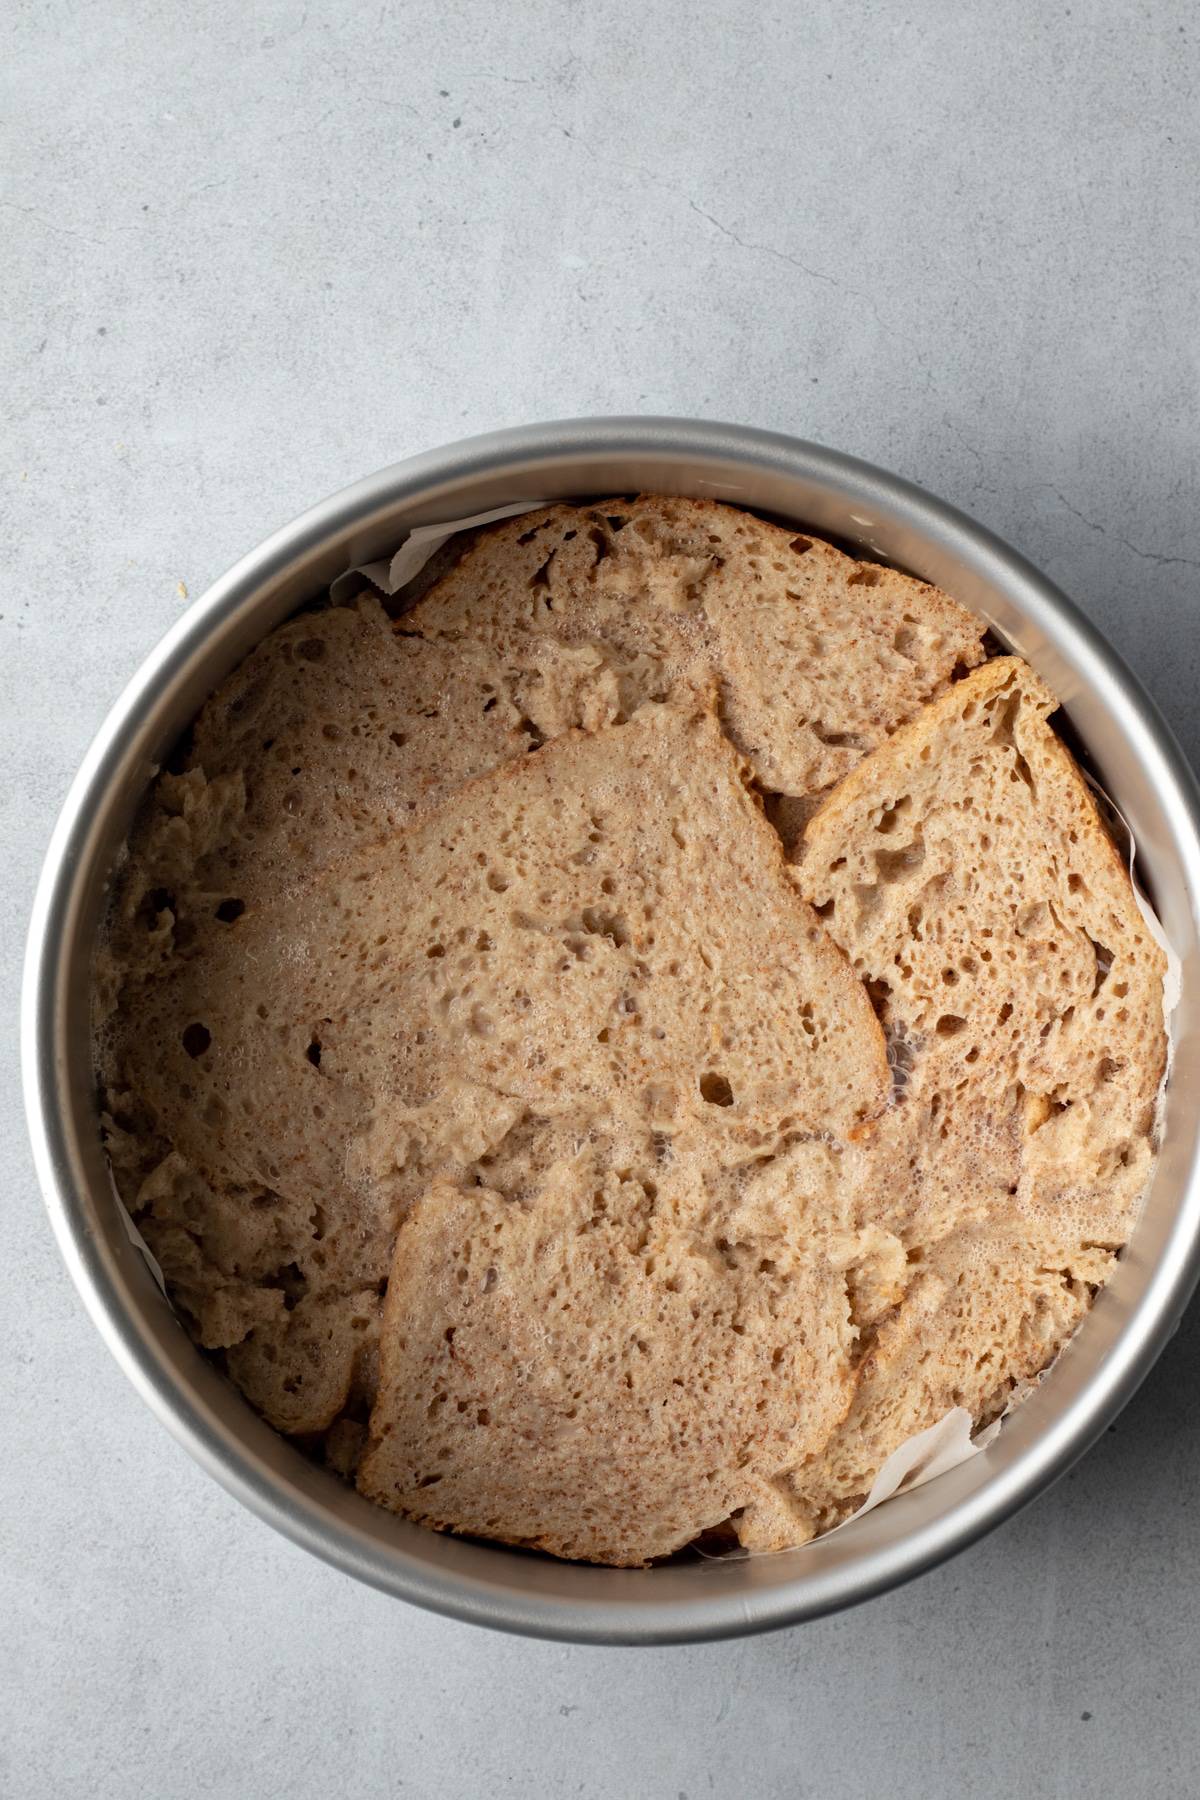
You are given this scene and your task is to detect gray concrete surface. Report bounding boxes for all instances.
[4,1,1199,1794]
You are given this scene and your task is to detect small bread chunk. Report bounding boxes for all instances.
[112,704,889,1443]
[358,1122,857,1566]
[123,1147,383,1435]
[225,1290,381,1436]
[408,496,986,816]
[777,657,1167,1526]
[185,597,536,897]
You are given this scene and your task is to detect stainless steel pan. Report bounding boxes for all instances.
[23,418,1200,1643]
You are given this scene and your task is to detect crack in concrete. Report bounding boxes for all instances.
[1,201,100,246]
[538,123,889,337]
[687,201,887,332]
[1048,488,1200,570]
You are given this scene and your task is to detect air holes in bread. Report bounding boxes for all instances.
[181,1023,211,1058]
[699,1072,734,1106]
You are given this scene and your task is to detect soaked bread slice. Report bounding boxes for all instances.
[766,657,1168,1529]
[407,495,986,824]
[112,703,889,1437]
[799,656,1165,1245]
[123,701,889,1205]
[358,1122,858,1567]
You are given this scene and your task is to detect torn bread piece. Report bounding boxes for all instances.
[761,657,1167,1532]
[99,597,538,988]
[798,656,1165,1247]
[358,1119,860,1567]
[740,1218,1112,1547]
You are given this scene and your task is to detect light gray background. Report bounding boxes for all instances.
[3,1,1198,1795]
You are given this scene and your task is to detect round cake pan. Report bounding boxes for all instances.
[22,419,1200,1643]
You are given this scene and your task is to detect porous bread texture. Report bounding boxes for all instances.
[107,704,889,1458]
[407,494,986,820]
[94,498,1166,1561]
[763,657,1167,1533]
[91,593,556,1430]
[107,1135,381,1437]
[798,657,1165,1243]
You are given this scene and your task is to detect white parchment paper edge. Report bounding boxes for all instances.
[113,1166,168,1295]
[328,499,552,605]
